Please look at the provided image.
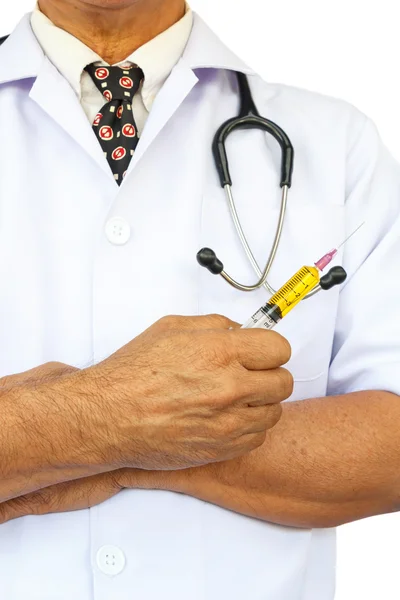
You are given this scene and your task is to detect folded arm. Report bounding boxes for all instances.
[1,389,399,527]
[120,390,400,529]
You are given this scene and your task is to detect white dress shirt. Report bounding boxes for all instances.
[30,2,193,135]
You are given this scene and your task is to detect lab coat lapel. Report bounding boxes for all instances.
[128,63,199,172]
[0,15,112,179]
[29,58,111,178]
[127,13,255,174]
[1,13,254,181]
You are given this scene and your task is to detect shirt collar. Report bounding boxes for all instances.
[30,3,99,97]
[0,11,255,88]
[124,6,193,110]
[30,2,194,110]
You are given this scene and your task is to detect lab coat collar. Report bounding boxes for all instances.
[0,13,45,86]
[180,13,255,75]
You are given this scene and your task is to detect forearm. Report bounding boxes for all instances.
[155,391,400,528]
[0,368,117,503]
[5,390,399,528]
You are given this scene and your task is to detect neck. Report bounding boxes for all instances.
[38,0,186,63]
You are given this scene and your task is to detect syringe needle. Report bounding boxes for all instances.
[336,222,365,250]
[314,221,366,272]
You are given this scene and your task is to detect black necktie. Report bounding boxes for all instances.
[85,63,144,184]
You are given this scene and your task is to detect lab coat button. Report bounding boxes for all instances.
[105,217,131,245]
[96,545,126,575]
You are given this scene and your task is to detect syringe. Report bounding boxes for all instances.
[241,224,364,330]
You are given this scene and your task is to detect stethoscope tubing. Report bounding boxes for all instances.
[212,71,321,299]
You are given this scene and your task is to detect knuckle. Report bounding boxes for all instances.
[195,340,217,366]
[219,415,240,439]
[273,332,292,363]
[43,361,66,370]
[259,330,291,364]
[248,431,267,450]
[217,377,239,406]
[245,330,291,366]
[276,368,294,398]
[264,402,283,427]
[198,336,233,367]
[205,313,235,329]
[37,362,76,380]
[227,429,267,458]
[44,361,76,376]
[156,315,180,329]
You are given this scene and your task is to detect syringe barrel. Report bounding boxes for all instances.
[242,306,280,330]
[268,265,320,317]
[242,265,320,330]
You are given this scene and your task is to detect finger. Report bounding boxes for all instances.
[228,430,269,457]
[238,403,283,433]
[217,403,282,442]
[0,474,120,524]
[230,329,292,370]
[237,368,294,405]
[116,468,171,491]
[156,314,239,331]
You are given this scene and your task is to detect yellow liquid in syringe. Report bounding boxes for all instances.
[269,266,320,317]
[242,231,355,330]
[243,266,320,330]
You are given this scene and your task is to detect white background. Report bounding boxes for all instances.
[1,1,399,598]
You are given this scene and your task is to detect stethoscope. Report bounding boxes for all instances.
[197,71,321,300]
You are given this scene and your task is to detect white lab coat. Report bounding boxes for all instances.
[0,12,400,600]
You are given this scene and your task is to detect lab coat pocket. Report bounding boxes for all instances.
[198,193,345,397]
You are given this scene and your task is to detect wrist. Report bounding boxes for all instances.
[29,366,116,471]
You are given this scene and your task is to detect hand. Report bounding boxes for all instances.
[0,356,115,523]
[0,468,177,524]
[82,314,293,470]
[0,471,122,525]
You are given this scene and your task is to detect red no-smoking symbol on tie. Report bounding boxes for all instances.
[122,124,136,138]
[95,68,109,80]
[99,126,113,141]
[103,90,113,102]
[120,77,133,89]
[112,147,127,161]
[116,106,124,119]
[93,113,103,126]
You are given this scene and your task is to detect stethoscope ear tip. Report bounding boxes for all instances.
[319,266,347,290]
[196,248,224,275]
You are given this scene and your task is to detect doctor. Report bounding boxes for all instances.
[0,0,399,598]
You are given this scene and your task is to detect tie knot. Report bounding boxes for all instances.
[85,63,144,102]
